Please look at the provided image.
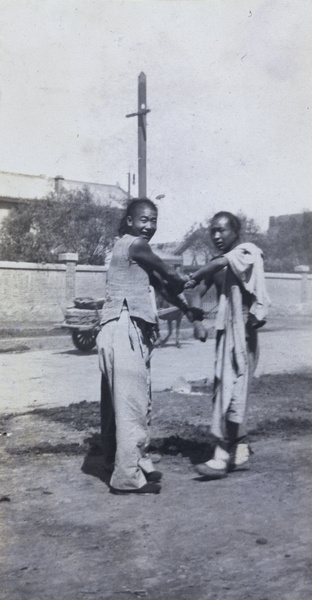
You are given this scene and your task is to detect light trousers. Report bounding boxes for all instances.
[211,322,259,442]
[97,307,154,490]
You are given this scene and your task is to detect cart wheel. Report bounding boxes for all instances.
[72,330,97,352]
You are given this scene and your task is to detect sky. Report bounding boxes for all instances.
[0,0,311,242]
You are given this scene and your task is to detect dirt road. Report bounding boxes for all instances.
[0,317,311,600]
[0,317,311,414]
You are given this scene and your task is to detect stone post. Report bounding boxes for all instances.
[58,253,78,302]
[294,265,310,303]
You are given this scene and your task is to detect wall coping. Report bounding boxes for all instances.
[0,260,66,271]
[76,264,107,272]
[58,252,79,262]
[0,261,107,272]
[264,272,312,280]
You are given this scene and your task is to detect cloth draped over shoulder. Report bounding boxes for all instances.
[211,243,269,439]
[215,242,269,331]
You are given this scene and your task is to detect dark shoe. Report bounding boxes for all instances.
[110,482,161,495]
[145,470,163,483]
[103,462,114,473]
[195,462,228,479]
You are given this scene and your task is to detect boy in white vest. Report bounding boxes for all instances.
[97,198,203,494]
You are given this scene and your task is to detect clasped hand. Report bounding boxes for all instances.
[165,273,190,296]
[185,307,205,323]
[184,277,198,290]
[193,321,208,342]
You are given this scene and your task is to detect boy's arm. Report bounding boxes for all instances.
[184,256,228,289]
[150,271,204,323]
[130,237,187,294]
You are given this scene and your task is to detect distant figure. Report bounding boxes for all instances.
[185,211,269,479]
[156,293,183,348]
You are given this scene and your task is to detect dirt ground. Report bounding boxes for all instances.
[0,318,311,600]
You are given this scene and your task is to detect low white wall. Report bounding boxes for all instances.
[0,261,67,328]
[265,272,312,315]
[0,260,311,330]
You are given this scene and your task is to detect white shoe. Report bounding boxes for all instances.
[195,445,230,479]
[229,443,252,471]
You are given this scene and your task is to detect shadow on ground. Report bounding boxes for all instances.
[1,372,311,477]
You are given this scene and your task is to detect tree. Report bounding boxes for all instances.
[180,212,263,266]
[179,222,213,265]
[181,209,312,272]
[0,188,123,264]
[236,211,263,245]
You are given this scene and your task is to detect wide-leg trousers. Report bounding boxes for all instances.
[97,307,154,490]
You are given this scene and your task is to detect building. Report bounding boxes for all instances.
[268,213,307,231]
[0,170,128,224]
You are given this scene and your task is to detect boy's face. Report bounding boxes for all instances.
[210,216,238,253]
[127,204,157,242]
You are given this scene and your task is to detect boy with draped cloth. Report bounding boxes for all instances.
[185,211,269,479]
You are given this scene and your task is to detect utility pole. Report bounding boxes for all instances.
[127,171,131,198]
[126,72,151,198]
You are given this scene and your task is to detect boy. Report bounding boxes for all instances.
[97,198,203,494]
[185,211,269,479]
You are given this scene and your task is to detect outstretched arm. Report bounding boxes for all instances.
[150,271,204,323]
[130,237,187,295]
[184,256,228,289]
